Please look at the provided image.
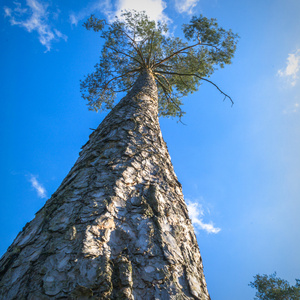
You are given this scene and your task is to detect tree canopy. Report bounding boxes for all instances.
[249,273,300,300]
[81,10,239,119]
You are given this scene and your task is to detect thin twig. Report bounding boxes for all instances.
[155,76,186,124]
[155,70,234,105]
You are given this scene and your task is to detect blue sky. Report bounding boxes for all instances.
[1,0,300,299]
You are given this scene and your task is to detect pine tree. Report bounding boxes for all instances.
[0,11,238,299]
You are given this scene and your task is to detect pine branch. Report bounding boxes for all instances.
[116,26,147,67]
[106,45,142,66]
[152,42,200,69]
[104,68,141,87]
[156,70,234,105]
[146,31,156,67]
[153,72,172,91]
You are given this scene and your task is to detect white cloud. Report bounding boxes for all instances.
[29,174,47,199]
[186,199,221,234]
[70,0,169,26]
[175,0,199,14]
[115,0,169,23]
[278,49,300,86]
[3,0,67,52]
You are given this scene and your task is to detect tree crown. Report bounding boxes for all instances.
[81,10,239,119]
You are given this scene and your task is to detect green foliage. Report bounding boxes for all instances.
[81,10,239,119]
[249,273,300,300]
[183,15,238,68]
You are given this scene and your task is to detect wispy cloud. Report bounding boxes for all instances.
[4,6,12,17]
[283,102,299,114]
[278,49,300,87]
[175,0,199,14]
[3,0,67,52]
[186,199,221,234]
[69,0,112,26]
[28,174,47,199]
[69,0,169,26]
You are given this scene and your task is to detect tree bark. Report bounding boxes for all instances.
[0,70,210,300]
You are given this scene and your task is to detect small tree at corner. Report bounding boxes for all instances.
[249,273,300,300]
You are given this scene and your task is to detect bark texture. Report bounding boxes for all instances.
[0,70,210,300]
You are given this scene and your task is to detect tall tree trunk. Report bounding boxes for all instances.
[0,70,210,300]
